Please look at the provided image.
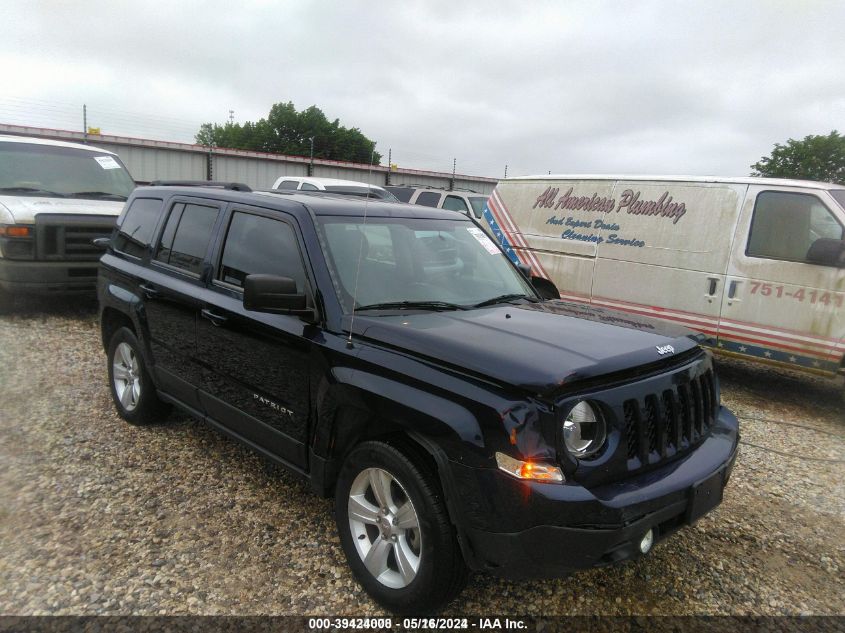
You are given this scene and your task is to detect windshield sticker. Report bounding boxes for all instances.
[94,156,121,170]
[466,227,500,255]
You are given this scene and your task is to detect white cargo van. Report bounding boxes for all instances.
[0,135,134,297]
[484,175,845,381]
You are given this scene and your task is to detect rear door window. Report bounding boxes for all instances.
[154,202,219,275]
[276,180,300,190]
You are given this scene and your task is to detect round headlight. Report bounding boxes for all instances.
[563,401,606,458]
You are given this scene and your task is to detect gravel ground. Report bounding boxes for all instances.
[0,297,843,616]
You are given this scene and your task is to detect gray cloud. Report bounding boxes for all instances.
[3,0,843,178]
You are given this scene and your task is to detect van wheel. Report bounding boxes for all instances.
[335,441,468,613]
[107,327,170,425]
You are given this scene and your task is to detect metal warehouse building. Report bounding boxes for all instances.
[0,124,498,194]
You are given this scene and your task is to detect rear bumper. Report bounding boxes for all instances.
[0,258,100,294]
[451,407,739,578]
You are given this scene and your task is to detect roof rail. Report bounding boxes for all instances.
[386,184,447,191]
[450,187,480,194]
[148,180,252,192]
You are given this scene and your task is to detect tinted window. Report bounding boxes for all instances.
[155,202,218,274]
[276,180,299,190]
[415,192,441,207]
[300,183,319,191]
[385,187,414,203]
[113,197,163,258]
[218,212,306,291]
[442,195,469,214]
[830,190,845,210]
[154,203,184,264]
[747,191,844,264]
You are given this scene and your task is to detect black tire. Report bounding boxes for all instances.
[106,326,170,425]
[334,440,468,614]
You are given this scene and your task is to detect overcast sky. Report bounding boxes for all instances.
[3,1,843,179]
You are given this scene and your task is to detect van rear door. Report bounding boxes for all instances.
[721,186,845,375]
[486,179,608,302]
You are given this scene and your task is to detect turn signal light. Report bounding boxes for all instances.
[0,225,32,238]
[496,452,564,483]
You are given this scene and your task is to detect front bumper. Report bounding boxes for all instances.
[452,407,739,578]
[0,258,100,294]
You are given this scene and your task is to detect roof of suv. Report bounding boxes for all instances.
[135,185,470,220]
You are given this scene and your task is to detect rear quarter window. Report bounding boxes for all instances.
[415,192,441,207]
[113,197,164,258]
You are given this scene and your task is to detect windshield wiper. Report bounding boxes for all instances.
[472,293,539,308]
[69,191,128,200]
[0,186,67,197]
[355,300,467,312]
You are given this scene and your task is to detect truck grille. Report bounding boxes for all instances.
[35,215,115,261]
[623,369,717,465]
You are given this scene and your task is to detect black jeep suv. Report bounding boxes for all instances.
[98,182,739,612]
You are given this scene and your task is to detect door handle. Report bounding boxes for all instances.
[201,308,228,327]
[727,280,739,300]
[138,283,159,299]
[707,278,719,296]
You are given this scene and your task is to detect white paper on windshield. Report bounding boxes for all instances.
[94,156,121,170]
[466,226,500,255]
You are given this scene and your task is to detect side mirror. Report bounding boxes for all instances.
[243,274,309,314]
[531,275,560,300]
[516,262,532,279]
[806,238,845,267]
[92,236,110,250]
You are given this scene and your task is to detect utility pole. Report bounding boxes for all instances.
[308,137,315,177]
[228,109,234,125]
[83,104,87,144]
[386,148,392,186]
[207,142,214,181]
[504,164,508,179]
[450,157,456,191]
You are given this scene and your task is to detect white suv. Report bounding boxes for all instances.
[271,176,398,201]
[385,186,489,220]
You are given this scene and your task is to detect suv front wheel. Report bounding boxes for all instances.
[335,441,468,613]
[107,327,170,425]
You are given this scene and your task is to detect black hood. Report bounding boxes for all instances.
[349,300,703,395]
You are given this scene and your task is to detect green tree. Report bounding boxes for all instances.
[195,102,381,164]
[751,131,845,184]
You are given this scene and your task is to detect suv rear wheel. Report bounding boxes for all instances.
[335,441,468,613]
[107,327,170,425]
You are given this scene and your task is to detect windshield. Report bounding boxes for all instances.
[317,216,536,312]
[0,142,135,199]
[468,196,488,218]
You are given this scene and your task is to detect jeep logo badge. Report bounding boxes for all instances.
[656,344,675,356]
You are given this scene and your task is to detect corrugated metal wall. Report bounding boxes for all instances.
[0,124,499,193]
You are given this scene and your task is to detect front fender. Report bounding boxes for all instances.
[331,366,484,448]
